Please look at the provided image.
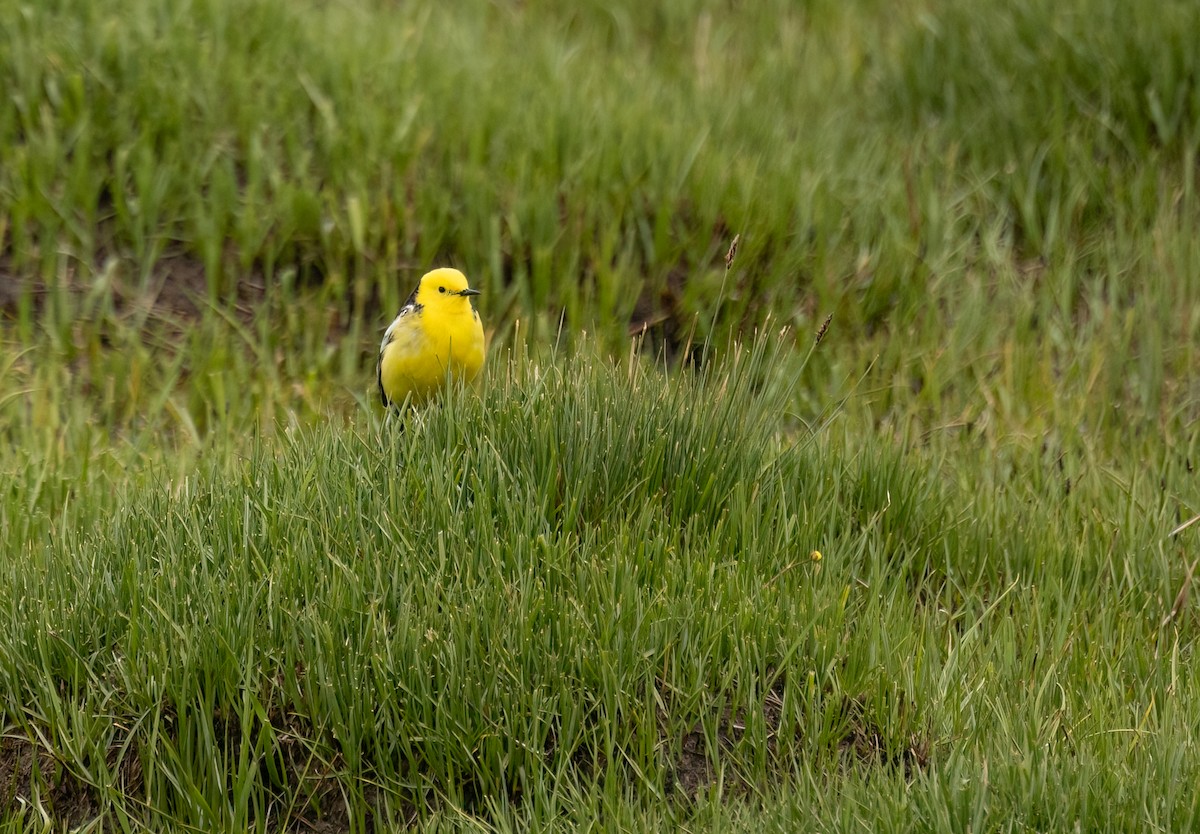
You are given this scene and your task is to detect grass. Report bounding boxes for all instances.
[5,343,1196,831]
[2,0,1200,830]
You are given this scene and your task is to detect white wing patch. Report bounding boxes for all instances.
[379,303,419,354]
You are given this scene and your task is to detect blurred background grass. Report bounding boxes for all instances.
[3,0,1198,448]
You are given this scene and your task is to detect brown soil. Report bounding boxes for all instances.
[0,252,266,324]
[666,686,931,801]
[1,735,104,829]
[0,723,373,832]
[2,683,931,830]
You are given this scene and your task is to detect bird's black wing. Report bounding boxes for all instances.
[377,347,388,408]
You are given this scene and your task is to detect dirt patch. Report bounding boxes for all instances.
[664,685,931,800]
[629,263,707,366]
[3,683,931,828]
[0,716,389,833]
[0,251,267,325]
[837,696,931,779]
[0,257,26,313]
[664,684,786,800]
[1,734,104,829]
[625,222,796,367]
[673,725,719,798]
[141,253,213,320]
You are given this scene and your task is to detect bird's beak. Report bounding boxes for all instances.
[458,288,481,297]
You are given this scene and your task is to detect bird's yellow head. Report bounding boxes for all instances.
[412,267,480,313]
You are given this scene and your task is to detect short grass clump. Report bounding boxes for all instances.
[4,339,1200,832]
[2,342,943,829]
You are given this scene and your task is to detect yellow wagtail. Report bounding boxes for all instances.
[377,267,486,407]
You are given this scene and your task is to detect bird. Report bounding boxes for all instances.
[377,267,486,407]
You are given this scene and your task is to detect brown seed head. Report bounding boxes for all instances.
[815,313,832,346]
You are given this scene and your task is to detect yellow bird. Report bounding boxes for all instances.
[377,268,486,407]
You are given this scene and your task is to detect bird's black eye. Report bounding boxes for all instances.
[439,286,446,293]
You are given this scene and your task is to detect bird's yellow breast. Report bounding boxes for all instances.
[379,305,485,405]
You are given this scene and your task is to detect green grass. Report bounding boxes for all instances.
[5,345,1197,831]
[4,342,1200,831]
[3,0,1200,830]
